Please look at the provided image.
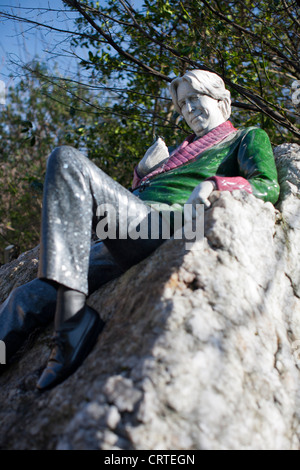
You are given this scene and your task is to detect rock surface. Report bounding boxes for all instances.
[0,144,300,450]
[0,245,39,304]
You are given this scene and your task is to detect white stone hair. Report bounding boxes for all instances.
[170,69,231,120]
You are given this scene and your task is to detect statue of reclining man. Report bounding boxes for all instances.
[0,70,280,391]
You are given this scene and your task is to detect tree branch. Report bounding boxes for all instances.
[0,10,101,43]
[62,0,300,138]
[63,0,172,82]
[200,0,300,74]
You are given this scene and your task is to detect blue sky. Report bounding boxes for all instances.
[0,0,88,84]
[0,0,145,86]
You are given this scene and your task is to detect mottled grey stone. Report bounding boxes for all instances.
[0,144,300,450]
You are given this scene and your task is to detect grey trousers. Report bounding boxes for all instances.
[0,242,123,360]
[39,146,165,295]
[0,146,167,361]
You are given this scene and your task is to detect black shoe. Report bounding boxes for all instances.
[36,305,104,391]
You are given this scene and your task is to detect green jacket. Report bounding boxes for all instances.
[133,127,280,207]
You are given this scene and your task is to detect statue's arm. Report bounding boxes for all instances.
[186,128,280,208]
[235,127,280,204]
[131,137,170,190]
[136,137,170,178]
[201,128,279,206]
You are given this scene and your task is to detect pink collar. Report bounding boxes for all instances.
[139,120,237,184]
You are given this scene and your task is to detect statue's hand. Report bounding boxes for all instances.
[137,137,169,177]
[186,181,216,209]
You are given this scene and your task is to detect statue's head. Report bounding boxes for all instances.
[170,70,231,137]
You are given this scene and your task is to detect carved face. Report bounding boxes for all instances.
[176,80,226,137]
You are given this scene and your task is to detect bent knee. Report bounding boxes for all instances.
[47,145,82,170]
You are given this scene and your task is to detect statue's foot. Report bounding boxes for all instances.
[0,365,8,376]
[36,305,104,391]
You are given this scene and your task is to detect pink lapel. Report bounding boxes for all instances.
[140,120,237,184]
